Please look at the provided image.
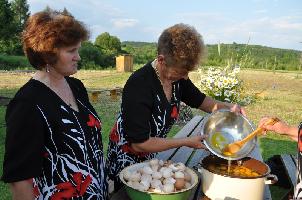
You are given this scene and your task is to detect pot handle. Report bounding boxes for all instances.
[193,163,203,173]
[265,174,278,185]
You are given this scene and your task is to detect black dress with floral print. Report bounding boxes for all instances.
[2,77,108,200]
[106,62,206,189]
[294,122,302,198]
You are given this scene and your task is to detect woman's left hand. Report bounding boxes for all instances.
[229,104,246,116]
[184,135,208,149]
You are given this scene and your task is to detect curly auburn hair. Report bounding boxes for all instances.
[157,23,205,71]
[22,10,89,69]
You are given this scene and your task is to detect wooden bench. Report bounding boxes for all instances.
[110,115,272,200]
[89,87,123,102]
[280,154,298,189]
[0,96,11,106]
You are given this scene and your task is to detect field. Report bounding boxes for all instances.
[0,69,301,199]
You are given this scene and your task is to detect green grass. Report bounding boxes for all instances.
[0,106,10,200]
[0,69,301,199]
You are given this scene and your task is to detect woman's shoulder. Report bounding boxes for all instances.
[13,79,43,102]
[127,62,153,84]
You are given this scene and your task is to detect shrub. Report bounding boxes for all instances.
[0,54,31,70]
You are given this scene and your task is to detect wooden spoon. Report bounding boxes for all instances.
[222,117,280,155]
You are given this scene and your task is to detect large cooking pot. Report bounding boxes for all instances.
[199,155,277,200]
[119,162,199,200]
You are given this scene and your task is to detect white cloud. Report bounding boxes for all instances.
[111,19,139,29]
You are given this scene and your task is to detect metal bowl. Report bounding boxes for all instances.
[201,109,256,160]
[119,162,199,200]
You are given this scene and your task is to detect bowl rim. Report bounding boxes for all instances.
[201,109,257,160]
[119,161,199,195]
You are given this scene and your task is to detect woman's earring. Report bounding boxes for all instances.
[46,64,50,73]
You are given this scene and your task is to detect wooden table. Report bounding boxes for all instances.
[110,115,272,200]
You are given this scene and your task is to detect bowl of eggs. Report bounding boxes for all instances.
[119,159,199,200]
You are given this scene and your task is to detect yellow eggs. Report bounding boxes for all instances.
[210,132,227,150]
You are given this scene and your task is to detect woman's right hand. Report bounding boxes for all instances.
[259,117,289,135]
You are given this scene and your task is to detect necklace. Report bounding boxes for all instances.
[152,60,162,85]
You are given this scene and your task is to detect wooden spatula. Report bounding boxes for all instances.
[222,117,280,155]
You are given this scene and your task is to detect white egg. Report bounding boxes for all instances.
[151,164,159,172]
[152,171,162,179]
[127,181,133,186]
[162,168,173,178]
[174,171,185,179]
[163,160,173,167]
[175,163,186,171]
[168,164,179,172]
[130,171,141,182]
[185,181,191,189]
[138,182,149,191]
[132,181,141,190]
[159,167,168,173]
[163,183,174,193]
[142,166,153,175]
[163,177,176,185]
[141,174,152,183]
[158,160,164,166]
[140,180,150,191]
[149,159,159,166]
[150,179,162,188]
[123,170,131,181]
[138,167,144,174]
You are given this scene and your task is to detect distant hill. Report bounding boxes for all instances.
[122,41,302,71]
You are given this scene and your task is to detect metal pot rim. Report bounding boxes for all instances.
[200,155,271,179]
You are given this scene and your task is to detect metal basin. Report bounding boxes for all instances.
[201,109,256,160]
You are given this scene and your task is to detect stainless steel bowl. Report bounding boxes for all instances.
[201,109,256,160]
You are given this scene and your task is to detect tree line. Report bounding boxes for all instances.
[122,41,302,71]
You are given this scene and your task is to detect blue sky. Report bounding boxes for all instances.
[28,0,302,50]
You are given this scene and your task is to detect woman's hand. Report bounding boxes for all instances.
[259,117,289,135]
[229,103,246,116]
[184,135,207,149]
[258,117,298,141]
[199,97,246,116]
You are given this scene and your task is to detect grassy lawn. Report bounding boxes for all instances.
[0,69,301,199]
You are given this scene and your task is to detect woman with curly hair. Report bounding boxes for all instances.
[106,23,246,191]
[1,9,108,199]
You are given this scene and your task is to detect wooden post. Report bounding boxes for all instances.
[91,91,100,103]
[110,89,118,100]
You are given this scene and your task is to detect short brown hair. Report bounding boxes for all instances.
[157,23,205,71]
[22,10,89,69]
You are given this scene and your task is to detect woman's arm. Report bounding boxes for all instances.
[10,180,34,200]
[259,117,299,142]
[131,135,206,153]
[198,96,246,116]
